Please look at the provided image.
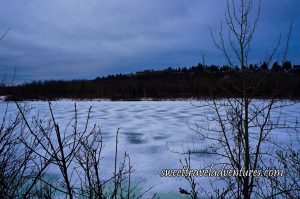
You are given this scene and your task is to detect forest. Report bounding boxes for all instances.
[2,61,300,101]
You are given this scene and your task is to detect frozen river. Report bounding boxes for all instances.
[1,100,299,198]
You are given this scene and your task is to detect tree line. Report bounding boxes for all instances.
[2,62,300,101]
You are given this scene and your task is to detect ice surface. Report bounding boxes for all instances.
[0,100,299,198]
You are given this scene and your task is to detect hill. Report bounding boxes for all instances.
[2,63,300,100]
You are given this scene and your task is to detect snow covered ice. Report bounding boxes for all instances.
[0,100,299,198]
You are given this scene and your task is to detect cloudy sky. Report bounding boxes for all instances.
[0,0,299,82]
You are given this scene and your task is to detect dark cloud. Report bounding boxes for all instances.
[0,0,299,82]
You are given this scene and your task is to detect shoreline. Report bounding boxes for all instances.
[1,96,300,103]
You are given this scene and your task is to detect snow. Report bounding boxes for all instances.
[0,100,299,197]
[0,96,6,101]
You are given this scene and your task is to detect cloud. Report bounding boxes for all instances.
[0,0,299,82]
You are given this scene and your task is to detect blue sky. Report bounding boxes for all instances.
[0,0,299,82]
